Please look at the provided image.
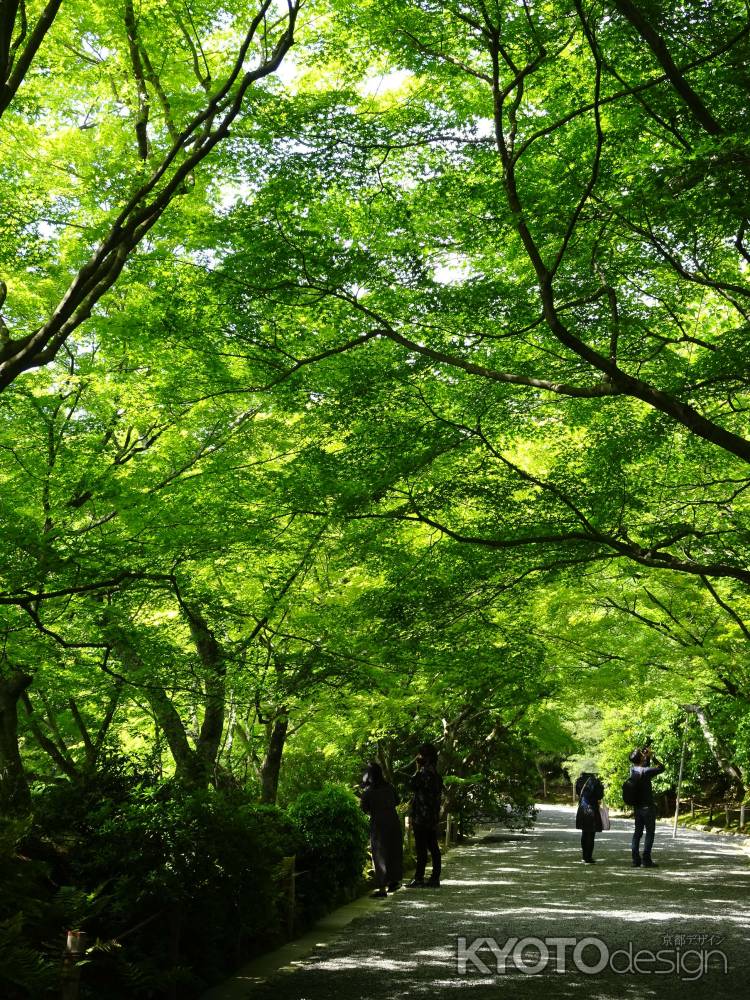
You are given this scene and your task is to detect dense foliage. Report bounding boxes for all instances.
[2,777,368,999]
[1,0,749,994]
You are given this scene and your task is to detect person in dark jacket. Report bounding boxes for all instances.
[629,747,665,867]
[407,743,444,888]
[575,772,604,863]
[360,762,403,897]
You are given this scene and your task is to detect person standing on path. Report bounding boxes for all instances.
[406,742,444,889]
[360,762,404,897]
[629,746,665,868]
[575,772,604,864]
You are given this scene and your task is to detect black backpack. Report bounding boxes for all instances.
[622,773,642,806]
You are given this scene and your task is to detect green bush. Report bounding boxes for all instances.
[287,785,368,919]
[31,782,301,998]
[7,773,372,996]
[276,746,357,808]
[32,751,156,833]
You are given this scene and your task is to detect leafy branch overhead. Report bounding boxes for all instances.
[0,0,299,388]
[0,0,749,887]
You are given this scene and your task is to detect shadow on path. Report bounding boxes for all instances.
[205,804,750,1000]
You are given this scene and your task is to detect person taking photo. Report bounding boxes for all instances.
[629,746,665,868]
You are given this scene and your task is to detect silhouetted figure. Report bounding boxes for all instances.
[360,761,403,897]
[575,772,605,863]
[407,743,444,888]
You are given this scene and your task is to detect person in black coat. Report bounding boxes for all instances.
[360,762,403,897]
[407,743,444,888]
[575,772,604,864]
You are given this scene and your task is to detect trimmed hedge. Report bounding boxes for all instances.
[3,780,369,997]
[288,784,369,920]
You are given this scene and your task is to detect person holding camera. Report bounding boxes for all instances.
[628,746,665,868]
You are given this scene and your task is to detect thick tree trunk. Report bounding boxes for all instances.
[175,589,227,787]
[0,670,32,814]
[146,685,207,787]
[260,714,288,804]
[187,611,225,784]
[106,628,205,786]
[104,588,227,790]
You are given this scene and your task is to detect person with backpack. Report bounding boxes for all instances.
[575,772,605,863]
[626,746,665,868]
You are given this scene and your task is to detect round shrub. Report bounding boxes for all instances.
[287,784,368,919]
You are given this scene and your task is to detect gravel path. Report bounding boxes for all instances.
[222,804,750,1000]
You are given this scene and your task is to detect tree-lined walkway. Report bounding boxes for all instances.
[208,805,750,1000]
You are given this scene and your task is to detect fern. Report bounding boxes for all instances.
[0,913,57,995]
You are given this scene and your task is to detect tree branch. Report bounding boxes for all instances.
[611,0,724,135]
[0,0,299,390]
[0,0,61,120]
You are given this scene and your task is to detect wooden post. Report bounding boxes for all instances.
[444,813,452,849]
[275,855,296,937]
[740,801,746,829]
[673,712,690,838]
[285,856,295,937]
[61,930,87,1000]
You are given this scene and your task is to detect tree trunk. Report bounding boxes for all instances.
[146,685,207,787]
[694,706,746,790]
[260,714,288,804]
[89,684,122,766]
[106,628,206,786]
[0,670,32,814]
[535,760,547,798]
[176,592,226,786]
[22,692,80,781]
[105,588,228,790]
[440,707,471,815]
